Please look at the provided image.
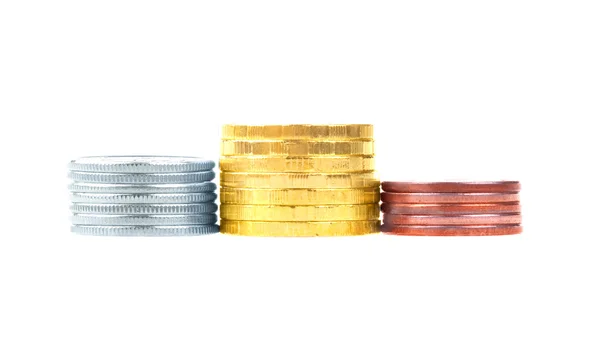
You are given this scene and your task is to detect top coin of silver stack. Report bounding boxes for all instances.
[68,156,219,236]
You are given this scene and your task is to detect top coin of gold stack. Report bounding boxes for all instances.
[220,124,380,236]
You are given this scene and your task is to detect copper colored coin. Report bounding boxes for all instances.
[381,181,520,193]
[381,192,519,204]
[381,224,523,236]
[383,213,522,226]
[381,202,521,215]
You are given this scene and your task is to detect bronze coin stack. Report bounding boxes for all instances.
[380,181,522,236]
[219,124,381,236]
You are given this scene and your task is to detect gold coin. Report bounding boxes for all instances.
[221,140,374,156]
[220,204,380,221]
[221,220,380,237]
[222,124,373,140]
[220,187,380,205]
[219,156,375,173]
[220,172,379,189]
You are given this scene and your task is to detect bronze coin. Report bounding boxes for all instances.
[381,181,520,193]
[383,213,522,226]
[381,224,523,236]
[381,202,521,215]
[381,192,519,204]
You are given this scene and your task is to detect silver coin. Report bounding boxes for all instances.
[68,182,217,194]
[71,213,217,226]
[68,156,215,173]
[70,203,218,215]
[69,170,215,184]
[71,224,220,236]
[70,192,217,204]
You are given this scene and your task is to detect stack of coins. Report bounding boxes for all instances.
[219,125,380,236]
[68,156,219,236]
[380,181,522,236]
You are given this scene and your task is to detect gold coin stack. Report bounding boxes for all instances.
[219,124,380,236]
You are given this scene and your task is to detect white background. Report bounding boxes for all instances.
[1,1,599,361]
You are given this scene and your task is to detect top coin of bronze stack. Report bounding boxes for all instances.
[219,124,380,236]
[380,181,522,236]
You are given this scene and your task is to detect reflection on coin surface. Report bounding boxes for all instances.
[381,224,523,236]
[69,170,215,184]
[71,225,219,236]
[71,214,217,226]
[220,156,375,173]
[221,124,373,140]
[68,182,217,194]
[220,172,379,189]
[220,188,379,205]
[381,202,521,215]
[70,192,217,204]
[220,220,380,237]
[381,192,519,204]
[69,156,215,173]
[221,140,375,156]
[381,181,520,193]
[382,213,522,225]
[70,203,218,215]
[220,204,380,221]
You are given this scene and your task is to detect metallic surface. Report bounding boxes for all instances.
[71,213,218,226]
[381,202,521,215]
[68,156,215,173]
[220,172,379,189]
[68,182,217,194]
[219,125,378,237]
[221,140,375,156]
[221,124,373,140]
[221,220,380,237]
[381,224,523,236]
[382,213,522,225]
[381,181,520,193]
[69,170,215,184]
[220,187,380,205]
[381,192,520,204]
[71,225,219,236]
[71,203,218,215]
[219,156,375,173]
[70,192,217,204]
[220,204,380,221]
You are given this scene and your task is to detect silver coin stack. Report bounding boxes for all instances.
[68,156,219,236]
